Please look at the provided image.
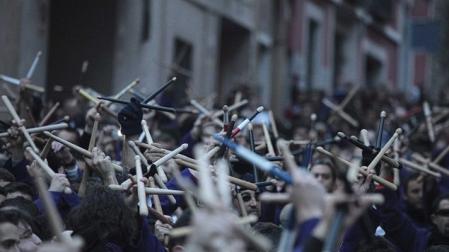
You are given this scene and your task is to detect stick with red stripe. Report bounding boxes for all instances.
[231,106,264,138]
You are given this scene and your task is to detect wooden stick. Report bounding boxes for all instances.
[434,145,449,164]
[411,153,449,177]
[135,155,148,216]
[268,110,279,139]
[248,123,259,182]
[2,83,17,99]
[44,131,123,172]
[40,138,53,159]
[216,159,232,207]
[25,106,37,127]
[169,214,258,238]
[339,86,359,109]
[1,95,39,152]
[135,141,198,164]
[77,88,117,118]
[149,177,163,215]
[0,75,45,93]
[88,113,101,152]
[112,79,140,99]
[153,144,189,168]
[338,132,399,168]
[399,158,441,177]
[288,140,311,145]
[26,147,72,194]
[262,123,276,156]
[195,148,216,205]
[213,99,248,118]
[190,99,224,127]
[0,122,68,138]
[153,174,177,204]
[360,129,370,147]
[143,77,177,104]
[367,129,402,171]
[259,192,290,203]
[277,140,298,173]
[33,169,69,243]
[315,147,398,190]
[148,207,171,224]
[423,102,435,143]
[26,51,42,79]
[38,102,60,126]
[141,120,153,144]
[234,91,242,104]
[177,159,257,190]
[322,98,359,127]
[146,100,176,120]
[223,105,229,125]
[206,146,220,160]
[231,106,264,137]
[109,184,184,195]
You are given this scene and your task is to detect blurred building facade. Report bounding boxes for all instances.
[0,0,439,116]
[288,0,436,94]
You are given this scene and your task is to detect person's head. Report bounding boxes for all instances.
[0,168,15,187]
[55,128,80,146]
[310,160,336,193]
[0,210,42,252]
[156,131,178,150]
[431,194,449,238]
[234,189,260,217]
[0,198,39,218]
[403,173,423,209]
[66,184,137,251]
[4,183,33,201]
[51,129,81,167]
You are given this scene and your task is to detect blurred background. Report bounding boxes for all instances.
[0,0,447,119]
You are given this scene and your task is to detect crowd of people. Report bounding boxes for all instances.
[0,78,448,252]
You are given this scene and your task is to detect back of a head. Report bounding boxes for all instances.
[4,182,34,200]
[66,184,136,251]
[0,197,39,218]
[0,209,34,232]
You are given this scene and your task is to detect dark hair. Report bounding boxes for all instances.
[66,184,137,251]
[0,209,34,229]
[355,237,396,252]
[0,197,39,218]
[403,173,421,193]
[311,159,337,182]
[0,187,5,196]
[431,194,449,214]
[4,182,34,199]
[0,168,15,183]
